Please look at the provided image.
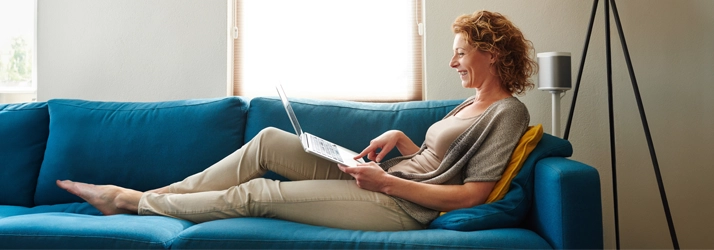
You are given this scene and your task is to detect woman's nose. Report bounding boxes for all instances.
[449,57,458,68]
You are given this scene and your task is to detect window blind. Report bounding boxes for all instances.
[233,0,422,102]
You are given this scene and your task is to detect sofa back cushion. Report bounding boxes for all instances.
[0,102,49,207]
[34,97,248,205]
[244,97,464,161]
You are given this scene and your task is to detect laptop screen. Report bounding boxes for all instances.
[276,85,304,136]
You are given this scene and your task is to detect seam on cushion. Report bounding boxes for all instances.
[174,237,486,249]
[0,107,47,112]
[0,104,47,112]
[254,97,462,113]
[48,98,242,112]
[176,228,546,249]
[164,234,182,249]
[48,98,229,111]
[0,233,171,246]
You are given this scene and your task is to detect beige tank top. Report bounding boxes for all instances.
[387,115,478,175]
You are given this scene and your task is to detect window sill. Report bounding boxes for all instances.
[0,86,37,94]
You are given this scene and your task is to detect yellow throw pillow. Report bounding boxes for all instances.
[484,124,543,203]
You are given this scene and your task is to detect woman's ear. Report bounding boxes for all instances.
[489,52,498,64]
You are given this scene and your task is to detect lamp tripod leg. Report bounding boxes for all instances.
[563,0,678,249]
[609,0,679,248]
[563,0,599,141]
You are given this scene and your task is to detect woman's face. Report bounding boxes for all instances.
[449,33,495,89]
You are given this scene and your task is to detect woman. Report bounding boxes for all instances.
[57,10,537,231]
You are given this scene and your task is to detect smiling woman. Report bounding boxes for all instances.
[233,0,422,102]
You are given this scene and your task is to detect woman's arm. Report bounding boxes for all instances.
[339,163,495,211]
[355,130,421,163]
[384,176,495,212]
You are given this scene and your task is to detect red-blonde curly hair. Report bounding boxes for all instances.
[452,10,537,95]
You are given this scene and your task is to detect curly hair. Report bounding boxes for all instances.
[452,10,537,95]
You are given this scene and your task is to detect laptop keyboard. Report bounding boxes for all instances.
[310,135,342,162]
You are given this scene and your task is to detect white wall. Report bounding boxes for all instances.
[36,0,714,248]
[424,0,714,249]
[37,0,227,102]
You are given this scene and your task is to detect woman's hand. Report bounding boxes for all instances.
[338,162,392,193]
[355,130,419,163]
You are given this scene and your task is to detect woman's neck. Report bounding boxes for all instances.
[473,82,512,104]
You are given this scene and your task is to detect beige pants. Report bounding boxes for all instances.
[137,127,423,231]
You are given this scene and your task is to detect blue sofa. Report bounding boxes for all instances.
[0,96,603,249]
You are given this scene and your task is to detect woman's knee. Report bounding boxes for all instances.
[250,127,301,158]
[255,127,289,140]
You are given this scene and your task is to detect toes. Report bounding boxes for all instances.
[56,180,75,193]
[56,179,68,188]
[56,180,82,197]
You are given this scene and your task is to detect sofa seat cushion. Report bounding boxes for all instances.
[428,133,573,231]
[0,213,193,249]
[0,203,101,219]
[34,97,249,205]
[0,102,49,207]
[171,217,552,249]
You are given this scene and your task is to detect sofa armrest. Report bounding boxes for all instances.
[527,157,603,249]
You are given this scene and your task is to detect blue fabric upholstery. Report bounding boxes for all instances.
[0,203,100,219]
[245,96,462,160]
[246,97,463,181]
[171,217,552,249]
[0,213,193,249]
[528,157,603,249]
[0,102,49,207]
[0,96,602,249]
[34,97,248,205]
[429,133,573,231]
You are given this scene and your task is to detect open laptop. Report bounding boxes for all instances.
[276,85,365,167]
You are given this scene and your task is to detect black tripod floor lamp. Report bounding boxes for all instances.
[561,0,679,249]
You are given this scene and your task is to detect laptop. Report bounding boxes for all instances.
[276,85,366,167]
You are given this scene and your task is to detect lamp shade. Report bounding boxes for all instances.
[537,52,572,91]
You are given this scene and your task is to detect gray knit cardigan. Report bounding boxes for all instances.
[380,96,530,225]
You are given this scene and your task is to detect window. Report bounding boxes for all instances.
[0,0,36,104]
[233,0,422,102]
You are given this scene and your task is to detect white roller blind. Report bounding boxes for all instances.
[234,0,422,101]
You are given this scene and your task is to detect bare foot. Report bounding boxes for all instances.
[56,180,142,215]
